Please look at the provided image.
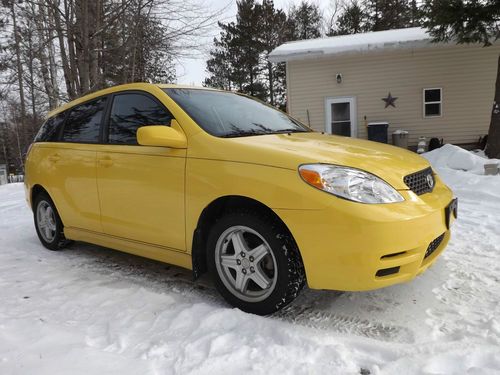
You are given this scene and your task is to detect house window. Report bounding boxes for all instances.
[423,88,442,118]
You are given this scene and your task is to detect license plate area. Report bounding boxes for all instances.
[445,198,458,229]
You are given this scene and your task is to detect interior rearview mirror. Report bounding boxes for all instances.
[136,119,187,149]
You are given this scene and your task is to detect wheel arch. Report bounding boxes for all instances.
[31,185,64,224]
[31,184,49,210]
[191,195,302,280]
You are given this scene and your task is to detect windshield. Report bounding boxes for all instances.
[164,88,311,138]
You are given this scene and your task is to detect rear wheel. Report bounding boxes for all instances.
[33,192,70,251]
[207,211,305,315]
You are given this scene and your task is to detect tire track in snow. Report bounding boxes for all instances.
[275,304,415,343]
[69,242,415,344]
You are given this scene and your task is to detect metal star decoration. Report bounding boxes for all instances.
[382,92,398,108]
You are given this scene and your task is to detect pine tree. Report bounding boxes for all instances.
[409,0,422,27]
[204,0,266,99]
[423,0,500,158]
[233,0,266,98]
[204,0,294,107]
[288,1,322,40]
[204,29,234,90]
[364,0,413,31]
[259,0,289,106]
[204,0,323,107]
[328,1,369,36]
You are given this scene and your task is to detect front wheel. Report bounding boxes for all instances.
[207,211,305,315]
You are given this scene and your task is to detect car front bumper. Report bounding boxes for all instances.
[274,179,455,291]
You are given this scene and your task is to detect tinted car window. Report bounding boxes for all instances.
[108,93,173,144]
[34,112,66,142]
[62,97,107,143]
[164,88,310,138]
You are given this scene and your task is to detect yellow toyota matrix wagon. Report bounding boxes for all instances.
[25,83,457,315]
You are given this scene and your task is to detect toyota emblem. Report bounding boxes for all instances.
[426,174,434,189]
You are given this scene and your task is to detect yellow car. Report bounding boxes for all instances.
[24,83,457,315]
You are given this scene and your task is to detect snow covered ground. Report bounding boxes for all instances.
[1,145,500,374]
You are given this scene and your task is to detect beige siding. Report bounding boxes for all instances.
[287,44,500,146]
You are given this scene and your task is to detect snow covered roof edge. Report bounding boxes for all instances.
[269,27,437,62]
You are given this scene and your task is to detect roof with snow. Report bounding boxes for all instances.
[268,27,440,62]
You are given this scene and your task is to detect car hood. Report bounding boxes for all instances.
[192,132,431,190]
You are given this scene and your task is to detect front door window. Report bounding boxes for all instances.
[326,97,356,137]
[331,102,351,136]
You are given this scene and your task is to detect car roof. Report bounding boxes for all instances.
[46,83,220,119]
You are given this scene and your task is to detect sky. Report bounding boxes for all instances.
[175,0,332,85]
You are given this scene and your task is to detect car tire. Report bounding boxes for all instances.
[207,210,305,315]
[33,192,70,251]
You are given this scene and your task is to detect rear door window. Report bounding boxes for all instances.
[108,93,173,145]
[62,97,107,143]
[34,112,66,142]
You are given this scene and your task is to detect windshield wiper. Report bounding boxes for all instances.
[271,128,310,134]
[220,128,310,138]
[220,129,270,138]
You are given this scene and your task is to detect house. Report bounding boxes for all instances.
[269,27,500,148]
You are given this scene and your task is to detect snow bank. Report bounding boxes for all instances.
[423,144,500,175]
[269,27,434,62]
[424,144,500,204]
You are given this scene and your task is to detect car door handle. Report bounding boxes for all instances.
[98,156,113,167]
[48,154,60,162]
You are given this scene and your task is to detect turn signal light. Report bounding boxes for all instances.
[299,168,323,189]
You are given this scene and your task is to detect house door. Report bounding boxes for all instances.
[325,97,357,137]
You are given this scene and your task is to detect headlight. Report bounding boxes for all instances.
[298,164,404,204]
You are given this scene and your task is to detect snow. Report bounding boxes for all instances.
[367,121,389,126]
[424,143,500,175]
[392,129,409,135]
[472,149,488,159]
[1,152,500,374]
[269,27,435,62]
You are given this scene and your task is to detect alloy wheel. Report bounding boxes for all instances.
[36,200,57,243]
[214,225,278,302]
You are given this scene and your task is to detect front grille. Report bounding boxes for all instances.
[425,233,445,259]
[404,167,434,195]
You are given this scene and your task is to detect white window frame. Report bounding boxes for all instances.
[423,88,442,118]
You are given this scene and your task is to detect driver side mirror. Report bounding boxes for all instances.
[136,119,187,149]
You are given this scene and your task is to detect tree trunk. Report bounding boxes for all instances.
[11,3,26,120]
[120,0,128,83]
[485,55,500,159]
[89,0,100,90]
[52,0,76,100]
[268,61,274,105]
[13,124,24,172]
[35,3,58,110]
[130,0,143,82]
[76,0,90,94]
[1,140,9,173]
[10,2,26,171]
[1,123,10,172]
[38,43,58,109]
[249,67,254,96]
[48,34,60,108]
[66,0,82,96]
[25,27,37,118]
